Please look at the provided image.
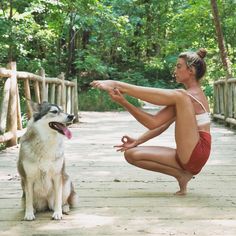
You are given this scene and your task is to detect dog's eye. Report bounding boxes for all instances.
[50,110,58,114]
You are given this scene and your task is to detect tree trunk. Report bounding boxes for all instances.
[210,0,232,78]
[8,0,13,62]
[210,0,232,124]
[66,12,77,78]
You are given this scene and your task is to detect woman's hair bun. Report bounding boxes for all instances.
[197,48,207,59]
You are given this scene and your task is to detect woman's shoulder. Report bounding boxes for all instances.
[187,90,210,112]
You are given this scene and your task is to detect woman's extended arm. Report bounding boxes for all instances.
[108,88,175,129]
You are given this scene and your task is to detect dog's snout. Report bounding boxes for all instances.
[67,114,74,121]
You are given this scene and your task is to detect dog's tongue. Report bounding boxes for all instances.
[62,126,72,139]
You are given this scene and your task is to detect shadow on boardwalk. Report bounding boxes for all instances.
[0,111,236,236]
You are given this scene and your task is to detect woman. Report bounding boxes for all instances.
[91,48,211,195]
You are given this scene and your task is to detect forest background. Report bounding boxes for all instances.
[0,0,235,111]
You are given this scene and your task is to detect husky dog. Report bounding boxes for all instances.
[17,101,77,221]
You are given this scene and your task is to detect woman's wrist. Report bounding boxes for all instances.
[135,139,142,146]
[120,98,130,106]
[115,81,126,93]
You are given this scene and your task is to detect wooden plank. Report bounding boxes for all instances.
[0,206,236,221]
[0,131,13,143]
[0,67,11,77]
[0,219,235,236]
[1,194,236,209]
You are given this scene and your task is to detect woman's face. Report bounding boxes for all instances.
[174,58,192,83]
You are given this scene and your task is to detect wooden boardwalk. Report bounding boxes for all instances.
[0,111,236,236]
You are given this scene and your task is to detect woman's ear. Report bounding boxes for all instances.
[188,66,196,76]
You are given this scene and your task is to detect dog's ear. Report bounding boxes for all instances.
[29,101,49,113]
[29,101,40,113]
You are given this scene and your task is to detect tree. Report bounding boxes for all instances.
[210,0,232,78]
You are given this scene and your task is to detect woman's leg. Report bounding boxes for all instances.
[173,90,200,163]
[124,146,193,195]
[126,88,200,164]
[127,88,200,164]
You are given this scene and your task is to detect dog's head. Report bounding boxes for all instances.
[30,101,74,139]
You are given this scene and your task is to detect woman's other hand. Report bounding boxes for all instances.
[114,135,138,152]
[108,88,126,105]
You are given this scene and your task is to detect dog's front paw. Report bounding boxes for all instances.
[24,211,35,221]
[52,211,63,220]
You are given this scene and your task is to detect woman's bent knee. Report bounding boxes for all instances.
[175,89,188,97]
[175,89,191,104]
[124,149,135,164]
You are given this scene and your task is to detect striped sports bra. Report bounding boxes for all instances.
[187,93,211,126]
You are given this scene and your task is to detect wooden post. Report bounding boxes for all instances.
[228,83,233,118]
[213,83,217,115]
[16,85,23,130]
[220,85,224,115]
[67,86,71,113]
[24,79,33,118]
[51,84,56,104]
[0,78,11,133]
[34,80,41,103]
[58,73,66,111]
[56,83,62,106]
[216,85,220,114]
[224,80,229,123]
[6,62,17,147]
[71,85,75,114]
[39,68,47,102]
[234,84,236,119]
[73,78,79,122]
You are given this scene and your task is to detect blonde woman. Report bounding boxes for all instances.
[91,48,211,195]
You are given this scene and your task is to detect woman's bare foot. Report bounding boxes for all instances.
[175,172,194,195]
[90,80,116,91]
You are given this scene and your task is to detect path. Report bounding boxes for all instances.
[0,111,236,235]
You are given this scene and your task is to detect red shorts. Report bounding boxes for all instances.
[176,131,211,175]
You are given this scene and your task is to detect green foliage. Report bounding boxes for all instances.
[0,0,235,110]
[78,88,141,111]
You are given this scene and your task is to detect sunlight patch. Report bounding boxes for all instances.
[39,214,114,230]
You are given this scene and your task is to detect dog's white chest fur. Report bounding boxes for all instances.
[22,134,64,195]
[34,137,64,171]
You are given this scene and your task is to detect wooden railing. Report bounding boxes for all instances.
[213,78,236,126]
[0,62,79,147]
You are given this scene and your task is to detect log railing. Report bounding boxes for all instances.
[213,78,236,126]
[0,62,79,147]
